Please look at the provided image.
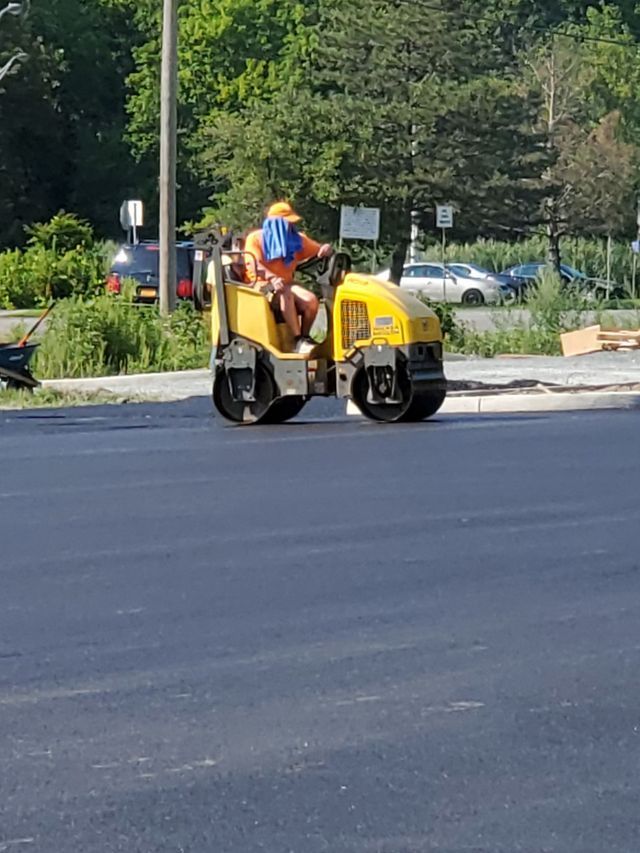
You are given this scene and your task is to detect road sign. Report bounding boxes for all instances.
[339,206,380,241]
[120,199,144,231]
[436,204,454,229]
[120,200,144,244]
[632,240,640,255]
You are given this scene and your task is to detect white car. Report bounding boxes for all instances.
[378,262,512,305]
[402,262,514,305]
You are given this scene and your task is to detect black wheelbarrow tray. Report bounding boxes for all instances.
[0,342,40,390]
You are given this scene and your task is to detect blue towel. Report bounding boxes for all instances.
[262,216,303,266]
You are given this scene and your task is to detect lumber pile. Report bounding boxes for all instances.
[560,325,640,357]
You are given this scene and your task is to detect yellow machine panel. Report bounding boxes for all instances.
[333,273,442,361]
[210,284,330,359]
[211,284,290,352]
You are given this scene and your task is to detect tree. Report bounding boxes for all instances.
[114,0,317,225]
[0,0,149,247]
[556,111,636,238]
[525,28,639,268]
[198,0,548,280]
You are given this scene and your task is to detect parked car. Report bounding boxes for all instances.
[445,263,517,303]
[500,262,623,300]
[378,262,513,305]
[106,241,195,303]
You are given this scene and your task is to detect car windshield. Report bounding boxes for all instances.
[561,264,586,279]
[111,244,192,280]
[112,245,159,276]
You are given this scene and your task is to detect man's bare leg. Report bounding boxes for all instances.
[291,285,319,337]
[279,287,301,337]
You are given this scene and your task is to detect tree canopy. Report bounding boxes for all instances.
[0,0,638,268]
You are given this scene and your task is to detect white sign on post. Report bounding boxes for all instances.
[339,206,381,241]
[120,200,144,243]
[436,204,454,229]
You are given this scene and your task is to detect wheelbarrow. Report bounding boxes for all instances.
[0,304,53,391]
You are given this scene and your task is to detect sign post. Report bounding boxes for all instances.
[119,199,144,245]
[339,206,381,273]
[436,204,454,302]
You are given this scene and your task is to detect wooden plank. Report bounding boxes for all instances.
[561,326,603,357]
[597,330,640,342]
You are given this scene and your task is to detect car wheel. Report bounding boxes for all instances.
[461,289,484,306]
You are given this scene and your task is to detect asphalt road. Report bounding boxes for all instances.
[2,399,640,852]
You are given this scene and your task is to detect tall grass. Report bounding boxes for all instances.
[34,296,210,379]
[421,236,636,289]
[448,270,597,357]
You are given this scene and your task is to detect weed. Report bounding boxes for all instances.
[34,296,209,379]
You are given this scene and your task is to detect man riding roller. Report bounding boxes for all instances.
[244,202,333,354]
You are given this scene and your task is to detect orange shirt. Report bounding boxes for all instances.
[244,229,321,287]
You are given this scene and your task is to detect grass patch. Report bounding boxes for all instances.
[0,387,130,409]
[445,271,600,357]
[33,295,210,379]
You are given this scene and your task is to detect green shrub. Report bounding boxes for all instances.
[25,211,95,252]
[416,293,460,338]
[448,270,596,357]
[0,243,107,309]
[34,296,209,379]
[0,214,110,309]
[0,249,40,309]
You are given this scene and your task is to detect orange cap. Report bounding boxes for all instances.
[267,201,302,223]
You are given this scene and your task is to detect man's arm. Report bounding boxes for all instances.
[298,233,333,263]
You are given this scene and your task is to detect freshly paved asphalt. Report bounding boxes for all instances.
[2,398,640,852]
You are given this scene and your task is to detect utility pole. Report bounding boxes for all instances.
[159,0,178,316]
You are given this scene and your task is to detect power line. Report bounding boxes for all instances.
[393,0,640,50]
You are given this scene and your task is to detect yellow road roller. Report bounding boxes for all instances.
[203,237,446,425]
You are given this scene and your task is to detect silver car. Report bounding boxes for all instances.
[393,262,512,305]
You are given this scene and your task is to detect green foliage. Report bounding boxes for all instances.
[415,294,460,339]
[0,244,106,309]
[0,250,39,310]
[0,387,125,409]
[25,211,95,252]
[449,270,594,356]
[2,0,640,272]
[420,235,637,289]
[198,0,548,275]
[0,0,149,247]
[34,297,209,379]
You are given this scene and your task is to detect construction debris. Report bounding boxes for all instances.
[560,325,640,357]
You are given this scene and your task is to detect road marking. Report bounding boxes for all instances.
[0,841,35,851]
[447,701,485,712]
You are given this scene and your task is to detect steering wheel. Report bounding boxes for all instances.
[296,255,329,276]
[297,252,351,287]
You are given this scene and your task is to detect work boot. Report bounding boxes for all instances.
[295,336,316,355]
